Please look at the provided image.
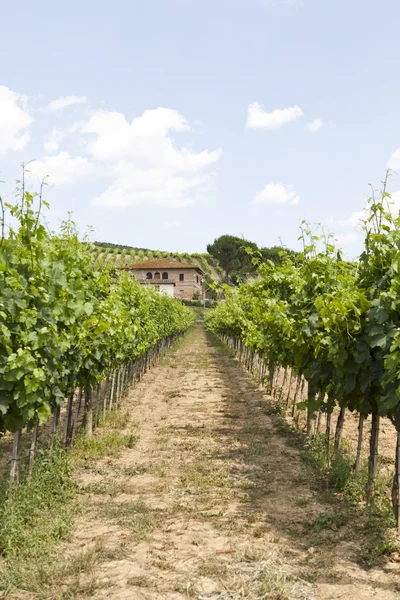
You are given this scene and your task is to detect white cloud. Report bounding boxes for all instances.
[0,85,32,153]
[387,148,400,171]
[79,107,221,208]
[26,102,221,208]
[336,210,366,228]
[390,190,400,216]
[44,95,87,112]
[305,118,324,133]
[28,152,97,184]
[336,191,400,229]
[335,232,359,246]
[252,183,300,205]
[44,128,66,152]
[252,182,300,206]
[246,102,304,130]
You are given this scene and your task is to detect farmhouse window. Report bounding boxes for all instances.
[154,272,161,280]
[179,273,184,281]
[196,276,199,283]
[162,272,168,280]
[146,272,152,279]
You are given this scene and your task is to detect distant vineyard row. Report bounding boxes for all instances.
[91,243,225,280]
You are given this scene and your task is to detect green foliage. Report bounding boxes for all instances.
[304,435,360,496]
[304,433,399,565]
[206,235,299,284]
[94,241,158,254]
[120,248,127,266]
[72,429,137,460]
[0,445,74,568]
[259,245,301,266]
[207,234,258,282]
[361,507,398,565]
[206,173,400,524]
[0,177,195,435]
[206,182,400,421]
[181,298,217,308]
[181,252,193,264]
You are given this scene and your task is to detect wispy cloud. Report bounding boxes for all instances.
[388,148,400,171]
[252,182,300,205]
[336,190,400,230]
[305,118,324,133]
[44,95,87,112]
[44,128,66,152]
[336,210,366,228]
[335,232,359,246]
[246,102,304,130]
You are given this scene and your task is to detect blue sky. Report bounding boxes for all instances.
[1,0,400,256]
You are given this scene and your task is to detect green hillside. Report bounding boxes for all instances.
[91,242,225,293]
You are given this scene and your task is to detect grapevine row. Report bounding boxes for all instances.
[206,174,400,530]
[0,179,195,476]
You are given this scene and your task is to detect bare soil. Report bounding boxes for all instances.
[30,325,400,598]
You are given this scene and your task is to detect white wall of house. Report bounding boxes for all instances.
[158,284,174,298]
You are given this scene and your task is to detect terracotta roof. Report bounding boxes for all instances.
[120,259,204,273]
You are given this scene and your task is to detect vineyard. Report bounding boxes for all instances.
[206,174,400,535]
[2,176,400,599]
[0,180,195,478]
[91,243,224,284]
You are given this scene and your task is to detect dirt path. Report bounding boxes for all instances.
[55,324,400,599]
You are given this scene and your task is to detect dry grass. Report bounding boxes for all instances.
[127,575,154,588]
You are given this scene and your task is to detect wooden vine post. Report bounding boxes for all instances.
[85,387,93,437]
[63,392,74,448]
[278,366,288,404]
[367,409,380,503]
[50,406,60,447]
[334,406,346,453]
[94,383,102,428]
[326,412,332,465]
[306,382,316,437]
[109,370,116,410]
[354,414,365,473]
[71,387,83,445]
[28,419,39,475]
[10,430,22,483]
[392,431,400,535]
[291,375,302,419]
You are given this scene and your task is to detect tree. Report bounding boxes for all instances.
[260,245,301,266]
[207,235,258,282]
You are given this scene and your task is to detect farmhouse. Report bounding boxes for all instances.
[121,259,204,300]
